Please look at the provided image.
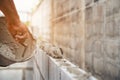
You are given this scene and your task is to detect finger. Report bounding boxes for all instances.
[15,33,28,43]
[15,33,27,39]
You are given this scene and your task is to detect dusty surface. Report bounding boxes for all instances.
[39,41,63,59]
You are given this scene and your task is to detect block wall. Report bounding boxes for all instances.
[51,0,85,69]
[85,0,120,80]
[31,0,120,80]
[33,47,97,80]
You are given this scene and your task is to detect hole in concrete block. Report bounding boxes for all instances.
[94,0,99,2]
[66,67,84,75]
[55,59,76,67]
[55,59,66,62]
[59,62,71,67]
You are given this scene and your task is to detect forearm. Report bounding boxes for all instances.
[0,0,20,26]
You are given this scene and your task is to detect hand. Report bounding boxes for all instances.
[8,22,28,44]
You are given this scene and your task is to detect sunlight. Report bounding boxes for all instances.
[14,0,39,12]
[14,0,39,22]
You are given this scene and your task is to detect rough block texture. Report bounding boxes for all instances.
[85,0,120,80]
[31,0,120,80]
[33,47,97,80]
[51,0,85,69]
[0,70,22,80]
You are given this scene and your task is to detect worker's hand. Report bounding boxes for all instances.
[8,22,28,44]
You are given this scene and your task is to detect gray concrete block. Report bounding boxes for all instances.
[85,6,93,22]
[103,41,119,60]
[85,0,93,6]
[49,58,61,80]
[105,16,119,39]
[103,62,120,80]
[33,52,45,80]
[33,60,44,80]
[70,0,83,10]
[58,59,97,80]
[33,48,97,80]
[25,70,33,80]
[34,48,49,80]
[0,70,22,80]
[49,57,97,80]
[41,52,49,80]
[9,59,33,68]
[93,57,104,75]
[85,52,93,72]
[106,0,120,17]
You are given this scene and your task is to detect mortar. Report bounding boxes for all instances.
[0,17,36,67]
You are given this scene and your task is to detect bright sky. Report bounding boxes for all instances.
[14,0,39,12]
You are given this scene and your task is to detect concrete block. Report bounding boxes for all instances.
[41,52,49,80]
[93,40,103,58]
[85,52,93,72]
[58,59,97,80]
[85,0,93,6]
[93,4,104,22]
[93,57,104,75]
[103,41,119,60]
[9,59,33,68]
[105,17,119,39]
[56,59,77,80]
[33,47,97,80]
[106,0,120,17]
[103,62,120,80]
[0,70,22,80]
[70,0,82,10]
[93,4,104,37]
[34,48,49,80]
[49,57,97,80]
[62,0,70,14]
[55,0,64,17]
[33,59,44,80]
[61,69,72,80]
[85,38,94,52]
[25,70,33,80]
[85,23,94,40]
[85,7,93,22]
[49,58,61,80]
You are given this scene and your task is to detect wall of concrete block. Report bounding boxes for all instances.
[85,0,120,80]
[51,0,85,69]
[31,0,120,80]
[33,46,97,80]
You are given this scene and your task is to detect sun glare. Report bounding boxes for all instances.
[14,0,39,22]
